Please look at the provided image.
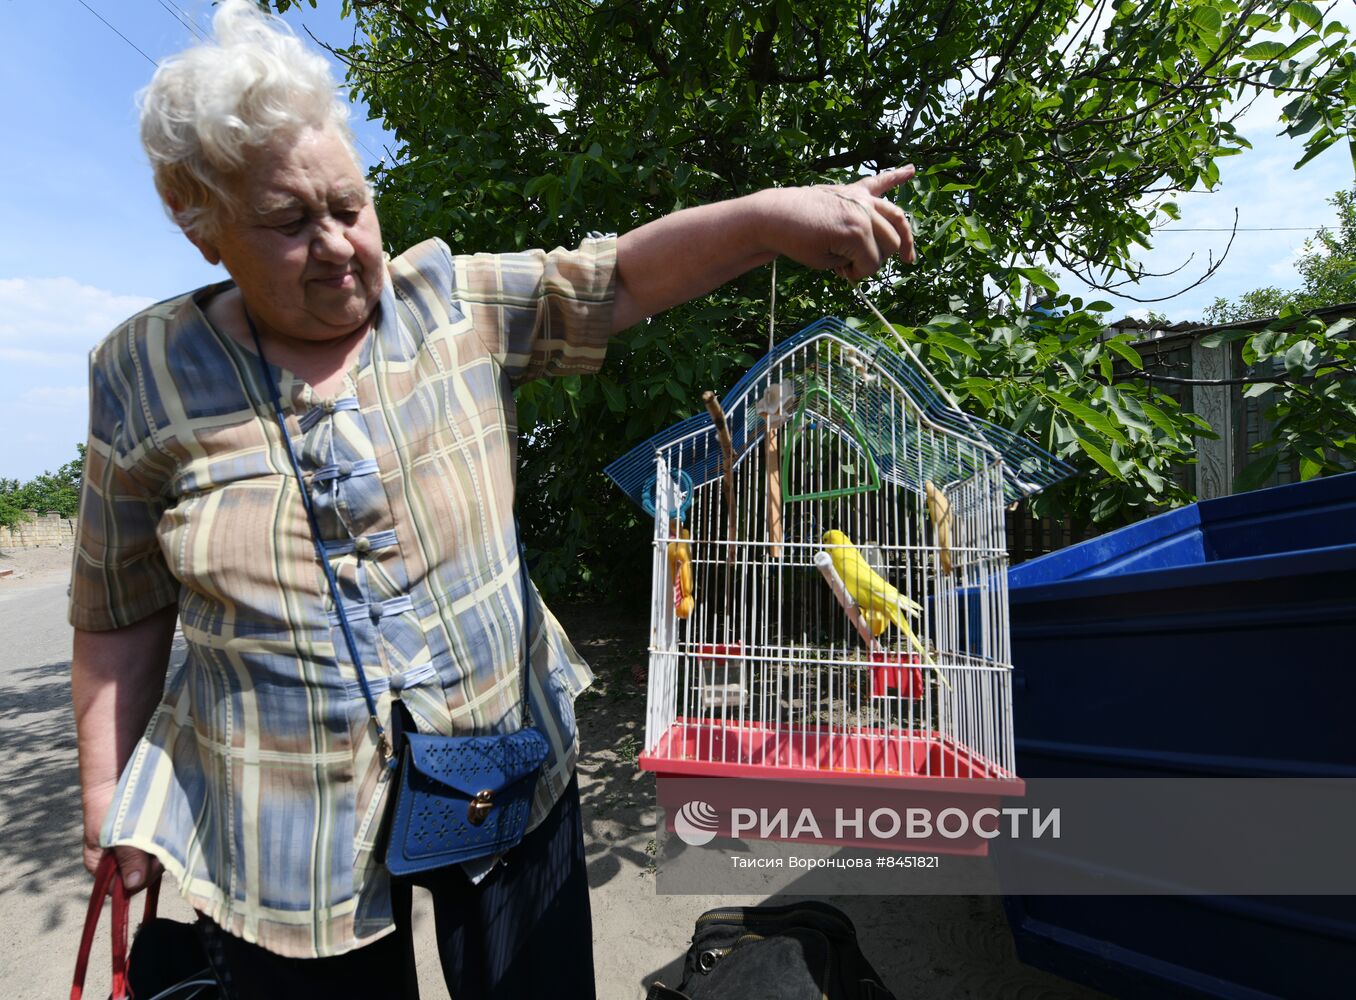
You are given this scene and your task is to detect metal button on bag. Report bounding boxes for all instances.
[468,790,495,826]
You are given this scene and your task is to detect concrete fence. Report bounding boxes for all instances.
[0,511,76,550]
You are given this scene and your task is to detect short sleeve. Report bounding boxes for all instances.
[68,333,179,631]
[450,235,616,384]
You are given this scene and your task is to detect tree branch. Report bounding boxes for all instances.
[1119,368,1356,387]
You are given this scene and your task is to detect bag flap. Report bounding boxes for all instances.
[405,729,549,797]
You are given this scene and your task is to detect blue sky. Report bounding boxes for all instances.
[0,1,1350,481]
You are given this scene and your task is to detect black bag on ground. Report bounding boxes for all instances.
[646,901,897,1000]
[127,918,220,1000]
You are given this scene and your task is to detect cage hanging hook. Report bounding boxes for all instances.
[768,257,777,354]
[851,284,964,411]
[851,283,1001,460]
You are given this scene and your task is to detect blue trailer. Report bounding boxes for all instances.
[1001,472,1356,999]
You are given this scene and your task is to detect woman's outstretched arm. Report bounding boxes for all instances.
[611,166,916,332]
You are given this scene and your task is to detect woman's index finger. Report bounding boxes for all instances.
[855,164,917,197]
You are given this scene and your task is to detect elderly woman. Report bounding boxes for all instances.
[69,2,913,997]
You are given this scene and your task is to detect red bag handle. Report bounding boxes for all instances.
[70,852,162,1000]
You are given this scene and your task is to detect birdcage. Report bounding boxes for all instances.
[606,317,1072,841]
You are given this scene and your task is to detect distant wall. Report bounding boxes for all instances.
[0,511,76,549]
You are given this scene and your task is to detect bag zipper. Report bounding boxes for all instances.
[694,906,857,937]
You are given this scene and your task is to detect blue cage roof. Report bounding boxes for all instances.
[604,317,1074,510]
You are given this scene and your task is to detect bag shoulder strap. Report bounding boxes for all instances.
[244,313,536,755]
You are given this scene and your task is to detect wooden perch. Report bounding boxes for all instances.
[756,381,794,560]
[925,479,954,575]
[814,551,877,650]
[766,426,783,559]
[702,390,737,562]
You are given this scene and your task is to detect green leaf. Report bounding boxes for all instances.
[1049,391,1129,445]
[1107,393,1151,434]
[1199,328,1255,348]
[1010,395,1041,434]
[1016,267,1059,293]
[1294,129,1337,169]
[1288,1,1322,30]
[598,377,626,413]
[1234,453,1280,492]
[1243,40,1287,60]
[523,174,558,199]
[966,384,994,409]
[1243,381,1275,399]
[1090,491,1124,522]
[1072,428,1125,480]
[1184,411,1219,438]
[565,154,586,194]
[926,329,982,360]
[1138,398,1178,434]
[1105,338,1144,369]
[1283,339,1317,375]
[1108,148,1144,172]
[1192,5,1223,35]
[725,23,743,63]
[1299,456,1324,480]
[1135,463,1166,494]
[960,215,994,251]
[1279,34,1319,60]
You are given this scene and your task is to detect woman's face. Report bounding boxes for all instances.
[193,126,384,344]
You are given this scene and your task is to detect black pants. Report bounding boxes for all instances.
[196,775,596,1000]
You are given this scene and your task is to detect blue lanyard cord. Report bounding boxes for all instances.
[243,313,535,768]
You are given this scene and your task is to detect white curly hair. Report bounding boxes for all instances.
[139,0,358,240]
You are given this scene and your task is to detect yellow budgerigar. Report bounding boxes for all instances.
[821,530,930,661]
[864,608,890,638]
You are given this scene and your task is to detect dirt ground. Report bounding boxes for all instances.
[0,544,75,584]
[0,545,1107,999]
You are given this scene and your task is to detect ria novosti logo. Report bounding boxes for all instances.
[673,800,720,846]
[668,795,1061,848]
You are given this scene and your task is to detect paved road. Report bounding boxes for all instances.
[0,551,1108,999]
[0,572,135,996]
[0,559,454,998]
[0,570,205,998]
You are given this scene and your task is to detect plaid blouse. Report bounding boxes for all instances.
[69,236,616,957]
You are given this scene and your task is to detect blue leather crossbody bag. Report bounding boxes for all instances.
[248,317,549,877]
[383,545,549,875]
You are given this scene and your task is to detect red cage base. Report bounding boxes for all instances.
[643,718,1018,786]
[642,719,1023,855]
